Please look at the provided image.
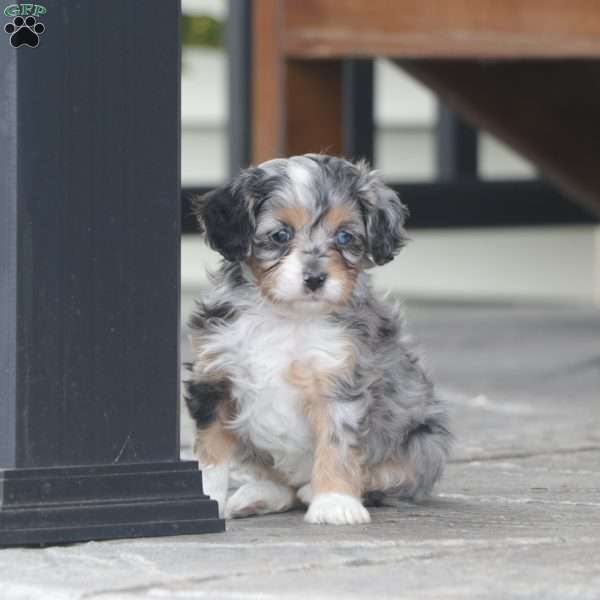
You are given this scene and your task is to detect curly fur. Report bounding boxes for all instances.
[185,154,452,524]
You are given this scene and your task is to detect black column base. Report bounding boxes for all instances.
[0,461,224,547]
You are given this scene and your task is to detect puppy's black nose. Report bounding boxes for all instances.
[303,271,328,291]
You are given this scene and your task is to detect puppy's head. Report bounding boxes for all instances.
[195,154,408,310]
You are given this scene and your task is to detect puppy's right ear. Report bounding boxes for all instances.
[193,183,252,262]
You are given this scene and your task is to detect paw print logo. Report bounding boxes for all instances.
[4,15,45,48]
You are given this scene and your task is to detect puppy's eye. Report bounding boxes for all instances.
[335,230,352,247]
[271,228,292,244]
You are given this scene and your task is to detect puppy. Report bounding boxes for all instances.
[185,154,451,525]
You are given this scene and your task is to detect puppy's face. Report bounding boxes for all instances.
[196,154,408,310]
[249,169,367,308]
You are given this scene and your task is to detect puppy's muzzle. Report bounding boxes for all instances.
[303,271,328,292]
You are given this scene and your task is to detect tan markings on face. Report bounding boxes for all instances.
[246,256,265,285]
[286,359,364,498]
[324,206,361,305]
[246,255,284,304]
[323,205,356,232]
[246,255,283,304]
[194,395,238,465]
[273,206,310,231]
[328,249,358,305]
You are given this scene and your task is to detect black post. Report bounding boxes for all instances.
[342,59,375,164]
[0,0,223,545]
[436,104,479,180]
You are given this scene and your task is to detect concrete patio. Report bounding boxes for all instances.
[1,300,599,599]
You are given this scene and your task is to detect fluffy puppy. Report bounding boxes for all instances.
[185,154,451,525]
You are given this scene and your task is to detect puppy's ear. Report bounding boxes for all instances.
[193,182,253,262]
[360,170,409,265]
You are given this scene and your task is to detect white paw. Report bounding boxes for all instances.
[305,493,371,525]
[201,463,229,518]
[225,480,295,519]
[297,483,313,505]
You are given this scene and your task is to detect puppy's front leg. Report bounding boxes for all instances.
[195,419,236,518]
[185,379,237,518]
[303,399,370,525]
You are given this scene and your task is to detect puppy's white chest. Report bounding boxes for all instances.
[222,309,347,482]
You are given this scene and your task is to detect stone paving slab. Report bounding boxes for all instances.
[1,451,599,599]
[1,301,599,599]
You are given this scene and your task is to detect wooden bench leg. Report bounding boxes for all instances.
[252,0,343,162]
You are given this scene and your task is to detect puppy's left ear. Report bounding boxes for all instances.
[192,181,253,262]
[362,173,409,265]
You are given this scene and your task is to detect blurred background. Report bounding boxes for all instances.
[180,0,600,322]
[177,0,600,505]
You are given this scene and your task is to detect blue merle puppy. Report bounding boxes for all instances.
[185,154,451,525]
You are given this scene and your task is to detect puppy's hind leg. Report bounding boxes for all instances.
[368,418,451,504]
[400,419,451,501]
[296,483,313,506]
[225,479,296,519]
[365,462,413,507]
